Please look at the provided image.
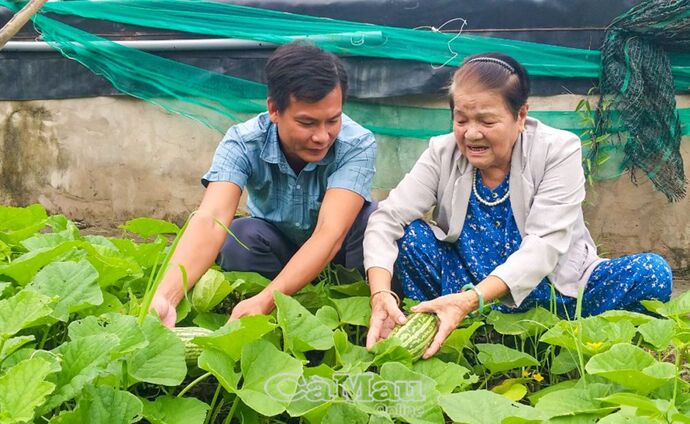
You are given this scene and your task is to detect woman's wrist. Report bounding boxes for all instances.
[370,289,400,307]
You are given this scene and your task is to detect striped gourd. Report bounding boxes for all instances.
[171,326,213,364]
[388,312,439,361]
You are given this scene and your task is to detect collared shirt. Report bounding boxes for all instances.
[202,112,376,245]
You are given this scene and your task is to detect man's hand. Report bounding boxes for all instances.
[229,290,275,321]
[150,293,177,328]
[366,292,407,350]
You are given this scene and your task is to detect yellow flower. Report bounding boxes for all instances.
[521,369,531,378]
[532,373,544,383]
[586,341,604,350]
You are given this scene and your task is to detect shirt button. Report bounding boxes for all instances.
[495,220,501,227]
[296,185,301,189]
[492,193,498,198]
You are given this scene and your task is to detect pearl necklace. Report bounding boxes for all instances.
[472,169,510,207]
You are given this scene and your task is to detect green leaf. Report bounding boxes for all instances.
[332,297,372,327]
[191,269,232,312]
[439,390,544,424]
[128,316,186,386]
[21,231,77,252]
[45,334,120,411]
[0,356,58,424]
[533,383,618,418]
[49,385,143,424]
[585,343,676,393]
[551,349,579,375]
[193,314,277,361]
[476,344,539,374]
[341,372,390,415]
[596,413,658,423]
[141,395,209,424]
[68,313,147,358]
[637,318,676,351]
[275,291,334,354]
[192,311,228,330]
[597,310,654,326]
[540,317,636,356]
[322,402,370,424]
[370,336,413,367]
[81,291,126,316]
[329,281,371,297]
[0,240,83,284]
[491,379,528,401]
[412,357,476,393]
[110,237,167,269]
[118,217,180,238]
[487,307,560,338]
[0,289,53,336]
[598,392,669,418]
[236,339,303,416]
[0,204,48,245]
[287,375,338,418]
[439,321,484,355]
[527,379,578,406]
[27,260,103,321]
[316,305,341,330]
[0,335,35,362]
[198,349,240,393]
[379,361,444,424]
[81,243,143,288]
[225,271,270,296]
[333,329,373,373]
[650,291,690,318]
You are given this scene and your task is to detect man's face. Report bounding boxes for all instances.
[268,86,343,171]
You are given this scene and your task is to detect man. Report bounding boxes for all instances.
[150,42,377,327]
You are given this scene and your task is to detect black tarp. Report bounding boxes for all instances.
[1,0,642,100]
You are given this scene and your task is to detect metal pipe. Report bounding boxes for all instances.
[1,31,384,52]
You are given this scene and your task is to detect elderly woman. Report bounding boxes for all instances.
[363,53,672,359]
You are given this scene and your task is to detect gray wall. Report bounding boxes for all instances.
[1,96,689,275]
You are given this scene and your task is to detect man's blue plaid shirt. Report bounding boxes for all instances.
[202,112,376,245]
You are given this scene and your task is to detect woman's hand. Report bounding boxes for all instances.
[410,291,478,359]
[366,292,407,350]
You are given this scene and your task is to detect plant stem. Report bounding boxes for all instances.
[223,395,240,424]
[209,397,226,424]
[138,212,195,325]
[574,287,587,387]
[204,384,223,424]
[177,372,212,398]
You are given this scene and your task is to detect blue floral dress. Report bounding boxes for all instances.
[394,169,672,316]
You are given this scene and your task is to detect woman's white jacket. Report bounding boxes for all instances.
[363,117,605,307]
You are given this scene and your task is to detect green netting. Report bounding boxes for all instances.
[2,0,690,192]
[595,0,690,201]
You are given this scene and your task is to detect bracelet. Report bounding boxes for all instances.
[461,283,484,315]
[370,289,401,307]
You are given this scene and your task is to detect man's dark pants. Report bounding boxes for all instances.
[216,202,377,279]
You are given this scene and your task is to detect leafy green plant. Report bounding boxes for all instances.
[0,204,688,423]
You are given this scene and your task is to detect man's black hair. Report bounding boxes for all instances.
[265,42,348,112]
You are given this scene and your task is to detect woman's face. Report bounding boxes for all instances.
[452,82,528,174]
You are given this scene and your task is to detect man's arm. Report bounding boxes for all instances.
[229,188,364,319]
[151,182,242,327]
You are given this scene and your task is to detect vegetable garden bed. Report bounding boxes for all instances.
[0,204,689,423]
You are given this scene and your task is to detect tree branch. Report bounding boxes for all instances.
[0,0,49,50]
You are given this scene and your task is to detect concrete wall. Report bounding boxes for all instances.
[1,96,689,276]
